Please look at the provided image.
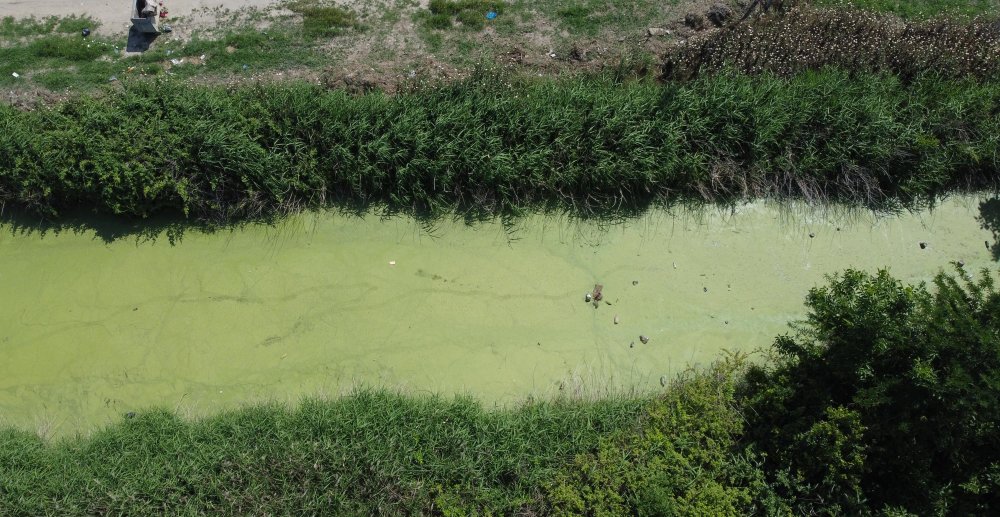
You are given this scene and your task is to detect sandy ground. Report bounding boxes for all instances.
[0,0,284,34]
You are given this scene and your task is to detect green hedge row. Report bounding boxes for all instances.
[1,69,998,222]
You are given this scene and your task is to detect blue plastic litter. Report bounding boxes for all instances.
[485,10,497,20]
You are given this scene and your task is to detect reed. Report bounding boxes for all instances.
[1,69,997,223]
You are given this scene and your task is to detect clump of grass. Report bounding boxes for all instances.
[294,4,363,38]
[666,5,1000,81]
[0,15,57,37]
[52,14,98,34]
[27,35,108,61]
[0,14,99,38]
[421,0,505,30]
[556,5,596,32]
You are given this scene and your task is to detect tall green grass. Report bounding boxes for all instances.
[0,391,654,514]
[1,69,997,222]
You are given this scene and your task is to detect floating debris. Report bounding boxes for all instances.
[632,280,638,286]
[639,335,649,344]
[919,241,928,249]
[629,341,634,348]
[703,287,708,293]
[809,232,816,238]
[584,293,592,303]
[614,314,620,325]
[659,375,667,387]
[125,411,136,419]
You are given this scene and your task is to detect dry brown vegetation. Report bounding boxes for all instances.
[665,5,1000,80]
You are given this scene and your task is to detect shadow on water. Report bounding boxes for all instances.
[978,197,1000,260]
[0,193,948,246]
[0,207,206,245]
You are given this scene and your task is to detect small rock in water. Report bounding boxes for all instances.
[632,280,638,286]
[919,241,928,249]
[584,293,592,303]
[639,335,649,344]
[957,259,965,267]
[629,341,635,348]
[614,314,620,325]
[809,232,816,238]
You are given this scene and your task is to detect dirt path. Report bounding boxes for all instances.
[0,0,284,34]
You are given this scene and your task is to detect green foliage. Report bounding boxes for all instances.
[286,2,363,38]
[0,390,647,515]
[421,0,505,31]
[556,5,596,33]
[1,69,997,222]
[544,360,777,515]
[741,267,1000,514]
[27,35,108,61]
[456,9,486,30]
[0,14,98,38]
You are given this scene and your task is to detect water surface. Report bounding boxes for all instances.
[1,197,995,435]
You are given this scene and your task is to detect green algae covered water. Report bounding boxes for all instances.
[1,197,997,436]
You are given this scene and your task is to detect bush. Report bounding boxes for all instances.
[741,267,1000,514]
[544,360,776,515]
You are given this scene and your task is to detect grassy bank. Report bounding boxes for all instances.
[2,69,998,223]
[3,267,998,515]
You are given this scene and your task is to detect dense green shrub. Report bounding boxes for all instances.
[544,359,778,515]
[741,267,1000,514]
[1,70,997,222]
[666,6,1000,81]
